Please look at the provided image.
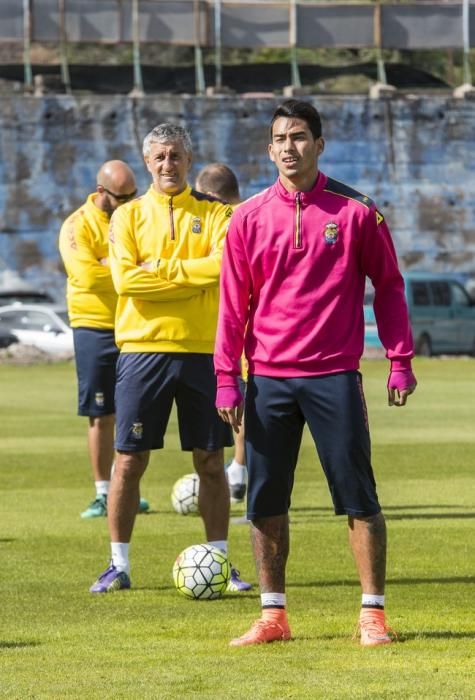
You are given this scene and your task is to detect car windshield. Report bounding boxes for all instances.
[0,292,54,304]
[57,311,70,326]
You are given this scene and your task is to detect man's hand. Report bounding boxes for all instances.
[387,369,417,407]
[216,384,243,430]
[217,403,244,433]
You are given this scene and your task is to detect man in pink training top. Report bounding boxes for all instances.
[214,99,417,647]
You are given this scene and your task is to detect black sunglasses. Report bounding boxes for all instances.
[100,186,137,202]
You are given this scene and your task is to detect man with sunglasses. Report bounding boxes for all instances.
[59,160,149,519]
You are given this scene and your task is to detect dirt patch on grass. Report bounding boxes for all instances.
[0,343,73,364]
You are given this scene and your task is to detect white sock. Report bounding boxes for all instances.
[95,480,109,497]
[111,542,130,574]
[208,540,228,554]
[362,593,385,609]
[261,592,286,608]
[226,460,247,485]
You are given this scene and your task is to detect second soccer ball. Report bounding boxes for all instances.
[171,473,200,515]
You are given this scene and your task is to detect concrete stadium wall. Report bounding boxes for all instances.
[0,94,474,298]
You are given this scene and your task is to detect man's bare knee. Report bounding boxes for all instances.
[193,448,224,478]
[348,511,386,532]
[115,451,149,482]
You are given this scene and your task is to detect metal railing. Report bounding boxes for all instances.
[1,0,472,93]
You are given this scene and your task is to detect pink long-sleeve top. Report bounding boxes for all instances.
[214,172,414,390]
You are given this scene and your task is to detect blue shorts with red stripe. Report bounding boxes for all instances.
[245,371,381,519]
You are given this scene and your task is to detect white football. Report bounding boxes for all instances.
[173,544,230,599]
[171,473,200,515]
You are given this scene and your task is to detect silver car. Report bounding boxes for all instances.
[0,304,73,357]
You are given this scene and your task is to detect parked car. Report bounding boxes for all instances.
[0,327,18,349]
[365,271,475,356]
[0,290,55,305]
[0,304,73,356]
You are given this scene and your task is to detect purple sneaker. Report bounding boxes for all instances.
[227,565,252,592]
[89,564,131,593]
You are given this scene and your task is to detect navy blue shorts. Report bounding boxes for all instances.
[245,371,380,518]
[115,352,234,452]
[73,327,119,417]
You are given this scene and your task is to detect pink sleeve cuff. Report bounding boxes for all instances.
[390,358,413,372]
[215,385,243,409]
[216,373,239,390]
[387,369,417,391]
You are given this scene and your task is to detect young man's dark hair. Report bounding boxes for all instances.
[270,99,322,140]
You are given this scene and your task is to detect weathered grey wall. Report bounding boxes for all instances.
[0,94,474,297]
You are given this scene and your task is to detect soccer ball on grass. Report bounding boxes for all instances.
[171,473,199,515]
[173,544,230,599]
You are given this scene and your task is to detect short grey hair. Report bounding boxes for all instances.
[143,123,192,157]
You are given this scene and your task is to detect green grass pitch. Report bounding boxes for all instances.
[0,358,473,699]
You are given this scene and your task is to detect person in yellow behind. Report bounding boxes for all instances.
[90,124,251,593]
[195,163,248,505]
[59,160,150,519]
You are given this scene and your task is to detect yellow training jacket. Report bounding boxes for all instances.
[109,184,233,353]
[59,193,117,329]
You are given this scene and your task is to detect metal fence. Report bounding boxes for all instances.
[1,1,473,92]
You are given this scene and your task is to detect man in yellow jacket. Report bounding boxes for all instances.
[59,160,149,518]
[90,125,251,593]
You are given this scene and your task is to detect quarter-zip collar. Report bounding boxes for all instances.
[148,183,192,241]
[148,183,192,207]
[274,171,327,205]
[274,172,327,249]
